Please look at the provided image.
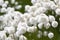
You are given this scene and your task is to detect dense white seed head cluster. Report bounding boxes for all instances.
[0,0,59,40]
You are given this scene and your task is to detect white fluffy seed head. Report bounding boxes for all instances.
[0,16,4,21]
[37,31,42,38]
[41,2,51,9]
[52,21,58,28]
[50,4,57,10]
[54,0,59,4]
[37,33,42,38]
[34,10,41,16]
[15,5,22,9]
[5,1,9,5]
[17,22,28,29]
[34,3,41,8]
[57,1,60,6]
[55,8,60,15]
[37,7,47,13]
[48,32,54,39]
[49,15,55,22]
[15,31,21,37]
[47,1,55,9]
[15,2,18,5]
[25,5,30,11]
[27,27,37,33]
[7,7,15,12]
[0,0,4,6]
[1,7,7,13]
[2,3,7,8]
[18,27,27,34]
[38,23,43,29]
[43,31,48,36]
[38,31,42,35]
[23,13,31,19]
[6,37,14,40]
[27,27,33,33]
[11,0,15,4]
[19,35,27,40]
[0,31,6,40]
[31,0,37,4]
[4,26,15,34]
[38,15,49,24]
[28,6,37,12]
[44,23,50,29]
[29,17,37,25]
[17,23,27,34]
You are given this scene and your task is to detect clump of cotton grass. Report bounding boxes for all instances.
[0,0,59,40]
